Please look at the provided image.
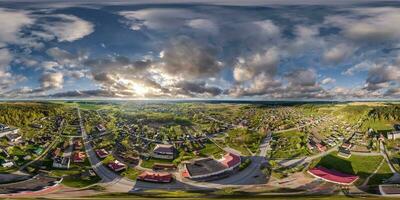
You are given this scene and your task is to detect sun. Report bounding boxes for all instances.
[132,84,148,96]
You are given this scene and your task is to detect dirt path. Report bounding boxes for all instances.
[361,158,385,186]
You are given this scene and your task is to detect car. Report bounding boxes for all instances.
[129,188,142,192]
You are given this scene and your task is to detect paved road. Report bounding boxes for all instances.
[80,111,326,190]
[77,107,135,192]
[380,141,397,174]
[152,131,273,190]
[215,131,271,185]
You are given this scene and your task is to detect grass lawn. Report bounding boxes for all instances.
[0,167,18,173]
[225,128,265,156]
[121,167,141,180]
[389,152,400,171]
[367,161,394,186]
[140,158,172,169]
[62,175,101,188]
[50,169,82,177]
[77,102,110,110]
[311,151,383,184]
[199,142,224,158]
[51,158,102,188]
[269,130,310,159]
[363,119,394,133]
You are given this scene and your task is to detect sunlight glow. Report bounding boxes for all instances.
[133,84,148,96]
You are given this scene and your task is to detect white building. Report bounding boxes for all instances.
[0,124,20,139]
[2,161,14,168]
[152,144,175,160]
[388,131,400,140]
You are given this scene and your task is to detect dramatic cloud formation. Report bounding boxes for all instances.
[327,7,400,42]
[0,1,400,100]
[41,14,94,42]
[158,36,223,79]
[0,8,33,45]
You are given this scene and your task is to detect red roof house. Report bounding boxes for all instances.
[181,169,190,178]
[72,151,86,163]
[221,153,241,168]
[308,166,359,185]
[137,171,172,183]
[108,160,126,172]
[316,143,327,152]
[95,149,109,159]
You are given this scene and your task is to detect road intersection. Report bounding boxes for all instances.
[77,108,376,193]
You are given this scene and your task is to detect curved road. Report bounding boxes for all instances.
[77,108,135,192]
[78,108,328,191]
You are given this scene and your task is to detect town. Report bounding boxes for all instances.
[0,101,399,199]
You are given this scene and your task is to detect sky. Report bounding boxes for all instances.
[0,0,399,100]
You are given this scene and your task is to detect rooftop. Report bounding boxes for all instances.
[186,158,226,177]
[153,144,174,154]
[308,166,359,185]
[137,171,172,183]
[221,153,241,168]
[95,149,109,158]
[108,160,126,171]
[72,151,86,162]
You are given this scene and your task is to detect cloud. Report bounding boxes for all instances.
[285,68,317,87]
[326,7,400,42]
[330,86,370,98]
[277,68,331,99]
[82,54,167,97]
[186,19,218,34]
[321,77,336,85]
[364,64,400,91]
[323,43,354,64]
[0,8,33,91]
[41,14,94,42]
[41,61,59,71]
[46,47,87,67]
[173,80,222,97]
[120,8,196,30]
[253,20,280,39]
[3,3,400,100]
[287,25,324,54]
[0,48,12,71]
[233,47,279,82]
[229,73,281,97]
[39,72,64,90]
[159,36,223,79]
[0,48,27,91]
[384,87,400,97]
[0,8,34,45]
[343,61,374,76]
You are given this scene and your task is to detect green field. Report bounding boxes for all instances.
[270,129,310,159]
[367,161,394,185]
[140,158,173,169]
[199,142,225,158]
[62,175,101,188]
[121,167,141,180]
[311,152,384,184]
[363,119,395,133]
[225,128,265,156]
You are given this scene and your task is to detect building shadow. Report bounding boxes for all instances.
[314,154,355,175]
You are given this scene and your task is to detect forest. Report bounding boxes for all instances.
[0,102,65,127]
